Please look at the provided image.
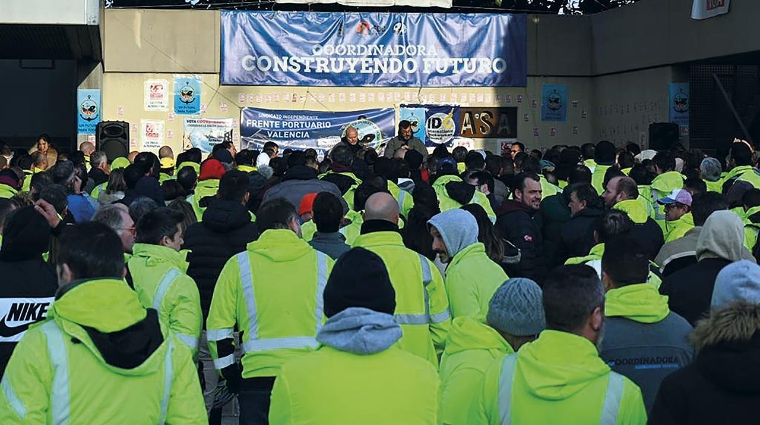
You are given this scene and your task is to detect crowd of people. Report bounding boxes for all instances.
[1,126,760,424]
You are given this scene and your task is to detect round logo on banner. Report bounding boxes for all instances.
[673,90,688,113]
[79,95,99,122]
[426,110,456,144]
[546,90,562,111]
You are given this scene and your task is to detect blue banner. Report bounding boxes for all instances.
[174,76,202,115]
[541,84,568,122]
[399,107,426,145]
[221,11,527,87]
[240,108,395,157]
[669,83,689,133]
[400,104,460,147]
[77,89,101,135]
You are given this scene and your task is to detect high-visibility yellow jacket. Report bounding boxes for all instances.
[190,179,220,221]
[433,175,496,222]
[445,243,507,321]
[650,172,686,230]
[591,164,612,195]
[664,212,694,243]
[0,279,206,424]
[270,341,440,424]
[353,230,450,366]
[471,330,647,425]
[128,243,202,358]
[388,180,414,218]
[440,317,513,425]
[206,229,334,378]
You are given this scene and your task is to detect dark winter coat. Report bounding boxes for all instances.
[494,200,546,283]
[660,258,731,326]
[558,207,603,263]
[183,199,259,321]
[538,192,571,268]
[649,304,760,425]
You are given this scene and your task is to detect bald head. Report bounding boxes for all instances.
[79,141,95,156]
[128,151,139,163]
[159,146,174,159]
[364,192,399,224]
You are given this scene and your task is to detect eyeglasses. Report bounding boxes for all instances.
[121,227,136,236]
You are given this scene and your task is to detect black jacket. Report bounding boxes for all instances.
[558,207,603,263]
[121,176,164,206]
[538,192,571,268]
[88,168,109,187]
[494,200,546,284]
[660,258,731,326]
[635,217,665,261]
[183,199,259,321]
[650,307,760,425]
[0,255,58,378]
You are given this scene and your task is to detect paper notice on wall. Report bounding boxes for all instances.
[140,120,165,152]
[692,0,730,20]
[144,80,169,111]
[184,118,235,153]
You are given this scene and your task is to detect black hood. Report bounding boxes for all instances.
[202,199,252,233]
[573,207,604,219]
[445,181,475,205]
[282,165,318,182]
[82,308,163,369]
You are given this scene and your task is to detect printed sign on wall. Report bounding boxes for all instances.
[541,84,568,122]
[144,79,169,111]
[184,118,235,153]
[668,83,689,136]
[174,76,202,115]
[77,89,101,135]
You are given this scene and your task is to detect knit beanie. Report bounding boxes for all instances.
[700,157,722,182]
[213,148,234,165]
[199,159,226,181]
[487,278,546,337]
[1,206,51,260]
[323,247,396,318]
[712,260,760,309]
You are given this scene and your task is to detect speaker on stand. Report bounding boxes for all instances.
[96,121,129,162]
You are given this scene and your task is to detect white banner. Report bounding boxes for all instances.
[275,0,451,7]
[692,0,730,20]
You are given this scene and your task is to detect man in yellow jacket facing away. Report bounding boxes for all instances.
[0,222,206,424]
[471,264,647,424]
[353,192,451,367]
[270,247,440,424]
[440,278,545,425]
[128,208,203,358]
[207,198,333,424]
[428,208,507,320]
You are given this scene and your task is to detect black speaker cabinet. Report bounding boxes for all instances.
[649,122,680,151]
[97,121,129,162]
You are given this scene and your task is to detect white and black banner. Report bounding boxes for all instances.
[0,298,55,342]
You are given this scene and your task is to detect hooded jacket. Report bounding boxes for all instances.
[651,172,686,228]
[183,199,259,321]
[650,303,760,425]
[433,175,496,222]
[613,199,665,260]
[538,189,572,268]
[592,164,613,195]
[471,330,646,424]
[0,279,206,424]
[600,284,694,411]
[495,200,546,283]
[269,307,440,424]
[566,244,663,289]
[661,211,756,326]
[189,178,220,221]
[721,164,754,194]
[655,227,701,277]
[429,211,507,321]
[206,229,334,378]
[664,212,694,243]
[353,229,450,367]
[128,244,203,358]
[262,165,346,212]
[320,168,361,209]
[440,317,513,425]
[742,205,760,253]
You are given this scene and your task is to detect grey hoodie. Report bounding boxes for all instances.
[428,209,478,258]
[697,210,755,263]
[316,307,402,355]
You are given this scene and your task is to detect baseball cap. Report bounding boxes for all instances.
[657,188,692,207]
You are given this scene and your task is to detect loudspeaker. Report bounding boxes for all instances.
[649,122,680,151]
[97,121,129,162]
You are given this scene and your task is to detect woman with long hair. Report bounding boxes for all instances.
[460,203,505,265]
[403,182,440,260]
